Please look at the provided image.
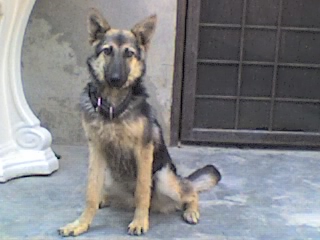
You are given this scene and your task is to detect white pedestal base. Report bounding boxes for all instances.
[0,147,58,182]
[0,0,59,182]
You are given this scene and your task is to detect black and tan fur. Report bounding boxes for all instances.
[58,8,221,237]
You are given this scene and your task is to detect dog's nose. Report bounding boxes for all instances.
[110,73,121,83]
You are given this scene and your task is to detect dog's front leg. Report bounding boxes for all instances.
[59,144,106,237]
[128,143,154,235]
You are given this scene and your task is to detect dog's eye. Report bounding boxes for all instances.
[103,46,113,56]
[124,48,135,58]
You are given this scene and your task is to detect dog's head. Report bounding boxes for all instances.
[87,8,156,89]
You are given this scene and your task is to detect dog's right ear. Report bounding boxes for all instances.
[88,8,111,45]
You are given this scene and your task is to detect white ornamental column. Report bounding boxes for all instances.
[0,0,59,182]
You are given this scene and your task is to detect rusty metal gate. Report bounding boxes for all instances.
[177,0,320,147]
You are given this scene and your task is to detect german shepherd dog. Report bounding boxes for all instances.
[58,9,221,237]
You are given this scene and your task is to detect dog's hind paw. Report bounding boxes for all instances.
[99,196,110,209]
[99,193,110,209]
[183,209,200,225]
[98,201,110,209]
[58,220,90,237]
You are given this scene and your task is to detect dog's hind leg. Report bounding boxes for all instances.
[153,164,221,225]
[58,144,106,237]
[180,180,200,224]
[183,165,221,223]
[153,165,200,224]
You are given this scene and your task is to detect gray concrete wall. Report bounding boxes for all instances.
[22,0,177,145]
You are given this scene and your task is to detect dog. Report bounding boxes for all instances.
[58,8,221,237]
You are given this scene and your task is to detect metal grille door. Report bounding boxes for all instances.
[181,0,320,146]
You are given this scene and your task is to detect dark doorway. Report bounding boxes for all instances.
[173,0,320,147]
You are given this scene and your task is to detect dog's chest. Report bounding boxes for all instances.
[86,117,144,181]
[105,140,137,181]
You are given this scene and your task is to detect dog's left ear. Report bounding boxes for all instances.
[131,14,157,50]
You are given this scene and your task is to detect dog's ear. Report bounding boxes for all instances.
[131,14,157,50]
[88,8,111,45]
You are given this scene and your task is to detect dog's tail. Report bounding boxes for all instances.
[186,165,221,193]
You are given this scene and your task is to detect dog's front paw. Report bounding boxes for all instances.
[183,209,200,224]
[127,216,149,235]
[58,220,90,237]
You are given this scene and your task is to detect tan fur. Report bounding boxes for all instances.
[90,53,109,82]
[125,57,144,87]
[101,87,131,110]
[59,9,220,237]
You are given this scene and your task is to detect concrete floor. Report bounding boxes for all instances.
[1,145,320,240]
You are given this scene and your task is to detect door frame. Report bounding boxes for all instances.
[170,0,187,145]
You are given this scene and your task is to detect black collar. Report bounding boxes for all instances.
[87,83,132,120]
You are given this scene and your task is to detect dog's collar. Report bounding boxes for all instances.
[87,83,132,120]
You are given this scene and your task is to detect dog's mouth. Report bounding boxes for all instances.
[107,79,126,88]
